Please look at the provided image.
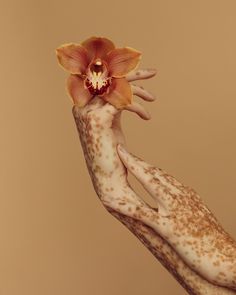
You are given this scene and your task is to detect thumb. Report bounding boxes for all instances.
[116,144,171,213]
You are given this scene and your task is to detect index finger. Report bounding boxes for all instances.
[126,68,157,82]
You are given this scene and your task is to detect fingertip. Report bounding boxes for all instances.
[117,144,127,155]
[144,112,151,120]
[150,93,157,101]
[139,108,151,120]
[147,68,158,77]
[125,102,151,120]
[117,144,131,165]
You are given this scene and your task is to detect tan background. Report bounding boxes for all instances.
[0,0,235,294]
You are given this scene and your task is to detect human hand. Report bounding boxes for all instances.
[72,68,157,200]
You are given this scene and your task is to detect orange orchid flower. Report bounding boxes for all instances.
[56,36,142,109]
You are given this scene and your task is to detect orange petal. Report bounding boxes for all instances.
[81,36,115,60]
[56,43,90,74]
[67,74,92,107]
[106,47,142,78]
[103,78,132,109]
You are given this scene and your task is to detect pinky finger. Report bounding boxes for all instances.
[124,101,151,120]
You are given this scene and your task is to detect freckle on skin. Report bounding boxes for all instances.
[119,202,126,205]
[213,261,220,266]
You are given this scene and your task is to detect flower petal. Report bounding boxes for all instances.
[103,78,132,109]
[106,47,142,78]
[67,74,92,107]
[81,36,115,60]
[56,43,90,74]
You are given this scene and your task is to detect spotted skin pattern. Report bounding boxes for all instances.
[72,69,236,294]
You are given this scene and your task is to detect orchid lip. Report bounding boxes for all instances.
[85,59,112,95]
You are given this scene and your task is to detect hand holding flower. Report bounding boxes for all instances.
[56,36,155,112]
[56,37,236,295]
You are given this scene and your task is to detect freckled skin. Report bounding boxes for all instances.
[72,76,236,294]
[117,152,236,289]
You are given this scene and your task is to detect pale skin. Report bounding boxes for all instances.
[71,68,236,294]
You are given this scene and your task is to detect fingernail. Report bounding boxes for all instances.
[147,68,157,75]
[117,144,126,153]
[151,93,157,101]
[144,111,151,120]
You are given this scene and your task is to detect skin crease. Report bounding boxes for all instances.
[71,68,236,294]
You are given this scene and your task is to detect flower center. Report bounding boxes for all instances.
[85,59,111,96]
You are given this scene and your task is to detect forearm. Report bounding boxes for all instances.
[110,209,235,295]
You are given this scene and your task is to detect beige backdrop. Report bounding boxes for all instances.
[0,0,235,294]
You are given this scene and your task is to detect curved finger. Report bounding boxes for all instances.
[131,84,156,101]
[117,144,160,191]
[124,101,151,120]
[126,68,157,82]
